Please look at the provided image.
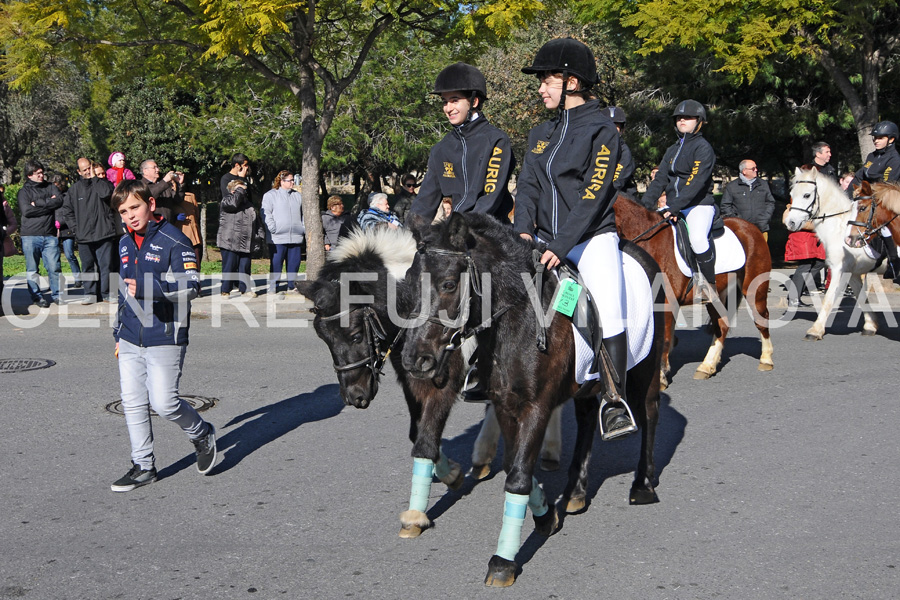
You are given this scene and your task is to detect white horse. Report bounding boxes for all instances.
[785,167,878,340]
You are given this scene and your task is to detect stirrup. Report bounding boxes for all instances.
[598,397,637,441]
[462,365,489,403]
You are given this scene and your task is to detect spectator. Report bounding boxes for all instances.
[839,172,854,191]
[1,188,18,315]
[261,170,305,294]
[49,171,82,288]
[358,192,401,230]
[107,152,136,187]
[433,196,453,223]
[811,142,837,181]
[217,179,260,298]
[720,159,776,239]
[18,159,63,307]
[59,157,119,304]
[321,195,355,251]
[93,162,106,179]
[175,188,204,260]
[108,179,215,492]
[392,174,417,221]
[139,159,183,223]
[220,153,250,198]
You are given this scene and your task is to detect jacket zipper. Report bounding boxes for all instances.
[546,110,570,237]
[455,127,470,211]
[672,136,686,200]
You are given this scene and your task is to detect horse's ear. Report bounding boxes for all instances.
[794,167,803,178]
[860,181,872,196]
[406,211,430,243]
[446,211,472,251]
[295,279,319,300]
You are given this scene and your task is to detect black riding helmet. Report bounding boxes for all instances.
[432,62,487,112]
[672,99,707,134]
[604,106,626,125]
[871,121,899,142]
[522,38,598,87]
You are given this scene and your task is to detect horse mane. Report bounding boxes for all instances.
[328,227,417,280]
[873,181,900,215]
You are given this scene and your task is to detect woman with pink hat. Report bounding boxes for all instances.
[107,152,136,187]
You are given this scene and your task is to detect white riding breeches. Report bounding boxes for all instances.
[681,204,716,254]
[565,232,626,338]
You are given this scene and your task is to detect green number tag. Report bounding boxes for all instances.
[553,278,582,317]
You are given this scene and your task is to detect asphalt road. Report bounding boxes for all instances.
[2,293,900,599]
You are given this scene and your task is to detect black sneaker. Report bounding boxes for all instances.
[35,297,50,308]
[110,462,157,492]
[193,423,217,475]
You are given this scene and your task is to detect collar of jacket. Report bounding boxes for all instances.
[739,173,757,187]
[453,113,485,137]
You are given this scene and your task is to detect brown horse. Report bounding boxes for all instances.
[850,181,900,246]
[613,196,774,386]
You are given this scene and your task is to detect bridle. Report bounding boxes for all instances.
[790,179,851,222]
[847,194,900,245]
[316,305,401,384]
[410,245,510,386]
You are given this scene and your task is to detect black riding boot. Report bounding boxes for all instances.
[694,247,718,304]
[462,359,490,403]
[598,332,637,441]
[882,236,900,280]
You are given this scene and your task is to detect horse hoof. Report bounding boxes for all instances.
[484,555,517,588]
[629,485,660,505]
[693,370,712,380]
[440,460,464,491]
[804,334,822,342]
[398,510,430,538]
[533,507,559,536]
[757,362,774,372]
[861,329,877,337]
[539,458,560,472]
[471,463,492,481]
[565,496,587,514]
[659,377,669,391]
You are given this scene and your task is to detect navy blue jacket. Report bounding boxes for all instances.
[852,145,900,186]
[114,219,200,347]
[643,130,716,213]
[514,99,621,258]
[410,115,515,221]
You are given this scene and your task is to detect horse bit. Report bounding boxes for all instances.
[317,305,400,382]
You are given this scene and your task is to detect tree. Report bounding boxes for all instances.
[579,0,900,160]
[1,0,543,277]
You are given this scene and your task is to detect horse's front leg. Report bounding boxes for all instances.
[484,403,559,588]
[562,396,599,514]
[398,388,462,539]
[806,266,843,340]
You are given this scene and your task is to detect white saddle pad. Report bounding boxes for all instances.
[673,225,746,277]
[571,252,654,385]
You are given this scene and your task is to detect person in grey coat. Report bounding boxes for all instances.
[720,159,776,238]
[321,195,356,251]
[218,179,260,297]
[261,170,305,293]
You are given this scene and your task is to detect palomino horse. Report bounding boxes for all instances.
[403,212,663,587]
[786,167,878,340]
[296,227,563,536]
[614,196,773,386]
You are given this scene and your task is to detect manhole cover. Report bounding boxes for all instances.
[0,358,56,373]
[105,395,219,416]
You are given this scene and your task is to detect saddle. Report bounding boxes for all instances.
[672,209,725,270]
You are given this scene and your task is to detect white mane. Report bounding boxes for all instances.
[328,226,417,280]
[791,167,852,211]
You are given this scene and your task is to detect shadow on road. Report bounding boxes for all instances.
[157,384,344,480]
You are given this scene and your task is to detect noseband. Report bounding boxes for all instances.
[317,305,399,383]
[791,179,851,222]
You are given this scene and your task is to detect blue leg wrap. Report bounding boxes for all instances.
[495,492,528,561]
[528,476,549,517]
[408,458,434,513]
[434,449,452,480]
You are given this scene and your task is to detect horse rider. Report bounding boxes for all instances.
[604,106,638,199]
[642,99,719,304]
[409,62,516,402]
[851,121,900,188]
[514,37,636,441]
[850,121,900,282]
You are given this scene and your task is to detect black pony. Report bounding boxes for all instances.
[296,227,470,537]
[403,212,664,587]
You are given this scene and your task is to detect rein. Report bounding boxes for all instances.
[629,217,671,243]
[848,195,900,242]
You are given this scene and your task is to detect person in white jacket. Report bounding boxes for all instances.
[261,170,305,294]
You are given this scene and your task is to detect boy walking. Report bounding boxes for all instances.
[109,180,216,492]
